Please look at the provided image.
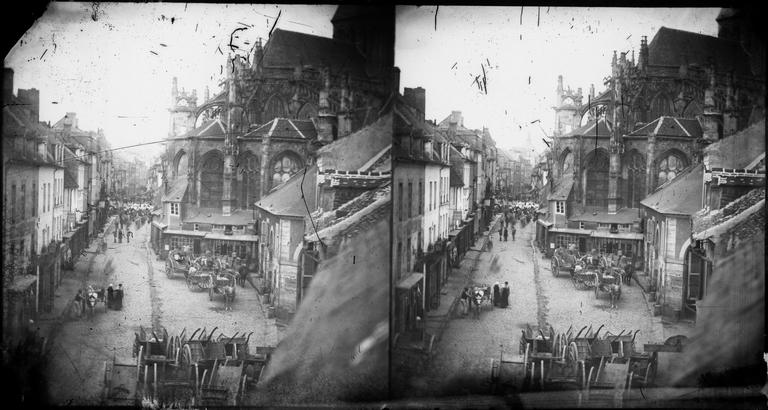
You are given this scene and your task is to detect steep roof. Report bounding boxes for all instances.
[640,164,704,216]
[256,164,317,218]
[548,175,574,201]
[185,118,226,138]
[262,28,368,78]
[563,117,612,138]
[162,175,188,203]
[648,27,753,76]
[569,206,641,224]
[244,118,317,140]
[703,119,766,170]
[311,181,390,242]
[183,207,255,226]
[628,116,703,138]
[318,113,391,171]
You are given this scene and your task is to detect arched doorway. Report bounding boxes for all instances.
[583,149,610,207]
[199,151,223,208]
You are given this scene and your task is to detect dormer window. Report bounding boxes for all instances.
[170,202,179,216]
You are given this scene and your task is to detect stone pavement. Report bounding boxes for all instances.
[422,214,504,346]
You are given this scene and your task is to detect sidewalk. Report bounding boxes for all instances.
[35,215,119,342]
[422,214,503,348]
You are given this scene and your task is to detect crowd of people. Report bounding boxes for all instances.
[180,249,250,287]
[111,202,154,244]
[557,245,635,285]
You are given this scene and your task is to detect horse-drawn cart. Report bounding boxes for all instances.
[165,249,191,279]
[570,263,598,290]
[594,267,623,308]
[551,250,579,278]
[185,264,214,291]
[102,356,142,406]
[209,272,237,307]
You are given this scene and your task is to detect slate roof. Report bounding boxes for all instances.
[185,119,226,138]
[261,28,368,78]
[647,27,754,76]
[311,181,390,241]
[703,119,766,170]
[569,206,641,224]
[183,207,255,226]
[563,117,613,138]
[628,116,703,138]
[255,164,317,218]
[318,113,391,171]
[548,175,574,201]
[244,118,317,140]
[162,175,188,203]
[640,163,703,216]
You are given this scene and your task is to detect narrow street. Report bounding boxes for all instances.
[404,218,658,398]
[42,221,278,405]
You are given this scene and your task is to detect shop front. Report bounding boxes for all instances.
[395,273,424,337]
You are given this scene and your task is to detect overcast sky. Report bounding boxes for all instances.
[395,6,721,156]
[5,3,336,161]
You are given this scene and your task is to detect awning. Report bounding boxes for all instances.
[550,228,592,235]
[396,273,424,290]
[589,231,644,241]
[163,229,207,237]
[536,219,554,227]
[151,221,168,229]
[205,233,259,242]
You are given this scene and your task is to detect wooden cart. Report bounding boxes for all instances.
[102,356,141,406]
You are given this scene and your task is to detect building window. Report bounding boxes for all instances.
[407,182,413,218]
[193,223,199,231]
[579,222,585,229]
[20,183,26,219]
[419,180,424,215]
[170,202,179,215]
[271,153,301,189]
[598,223,611,231]
[31,183,36,217]
[555,235,578,249]
[556,201,565,214]
[656,152,687,188]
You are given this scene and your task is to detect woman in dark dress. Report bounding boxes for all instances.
[500,282,510,308]
[493,282,501,307]
[114,284,124,310]
[106,284,114,310]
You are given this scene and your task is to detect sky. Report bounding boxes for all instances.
[395,6,721,157]
[4,3,336,162]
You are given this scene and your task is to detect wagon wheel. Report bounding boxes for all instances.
[165,263,173,279]
[551,258,559,277]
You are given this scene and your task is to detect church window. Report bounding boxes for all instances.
[200,152,223,208]
[584,149,610,207]
[656,152,687,188]
[271,153,301,188]
[623,150,646,208]
[561,151,573,175]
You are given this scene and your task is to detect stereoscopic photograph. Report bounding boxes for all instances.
[2,2,765,408]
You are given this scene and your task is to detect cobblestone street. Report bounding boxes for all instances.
[401,217,660,399]
[40,221,278,405]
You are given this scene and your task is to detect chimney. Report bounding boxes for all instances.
[3,68,13,104]
[403,87,426,121]
[18,88,40,124]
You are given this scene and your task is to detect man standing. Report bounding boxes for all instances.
[118,229,123,243]
[511,225,516,241]
[113,228,118,243]
[500,282,510,308]
[503,226,509,242]
[126,229,133,243]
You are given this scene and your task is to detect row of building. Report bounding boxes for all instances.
[531,9,765,323]
[149,6,395,321]
[2,69,134,342]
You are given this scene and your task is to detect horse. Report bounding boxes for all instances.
[472,291,484,319]
[85,287,103,319]
[222,283,236,311]
[608,282,622,309]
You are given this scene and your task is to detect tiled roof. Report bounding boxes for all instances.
[703,119,766,170]
[318,113,392,171]
[310,181,390,241]
[648,27,753,76]
[628,116,702,138]
[692,187,765,240]
[162,175,188,203]
[255,165,317,218]
[244,118,317,140]
[640,163,703,216]
[563,117,612,138]
[261,28,368,78]
[548,175,574,201]
[183,207,255,226]
[186,119,226,138]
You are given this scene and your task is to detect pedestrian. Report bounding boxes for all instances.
[107,284,114,310]
[113,229,118,243]
[74,289,84,318]
[511,226,516,241]
[504,227,509,242]
[127,229,132,243]
[493,282,501,307]
[501,281,511,308]
[115,284,124,310]
[118,229,123,243]
[460,287,471,316]
[499,226,503,241]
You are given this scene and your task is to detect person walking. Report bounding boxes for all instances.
[118,229,123,243]
[126,229,132,243]
[503,226,509,242]
[106,284,114,310]
[511,225,517,241]
[499,225,503,241]
[113,229,118,243]
[501,282,511,308]
[493,282,501,307]
[460,287,471,316]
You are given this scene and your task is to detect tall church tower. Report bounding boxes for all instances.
[168,77,198,138]
[553,75,583,137]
